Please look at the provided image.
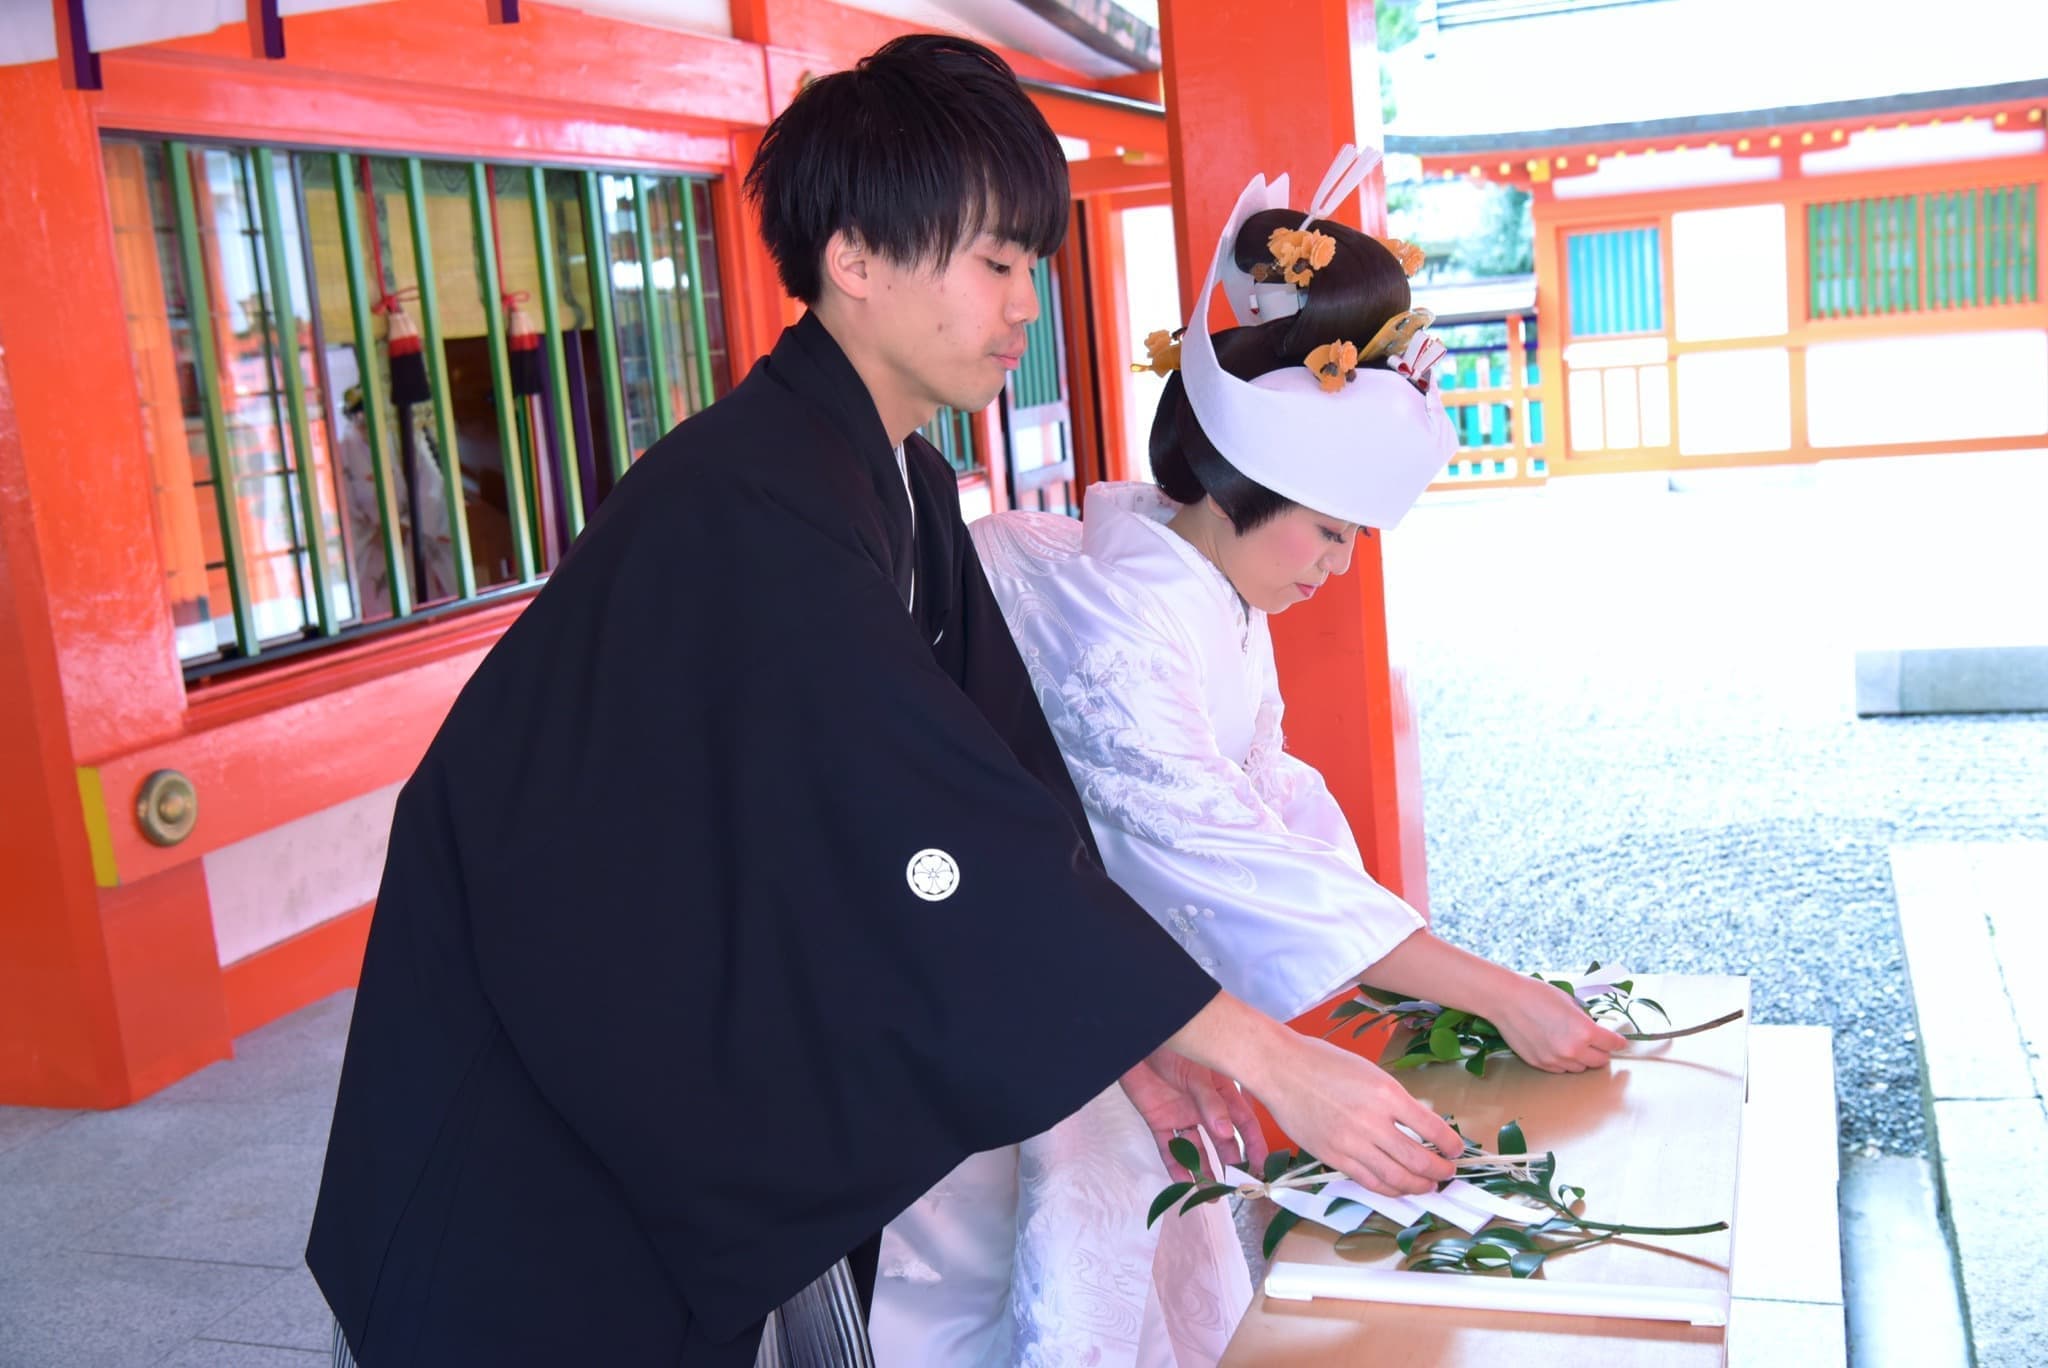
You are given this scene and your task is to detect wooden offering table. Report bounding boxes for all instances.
[1224,975,1752,1367]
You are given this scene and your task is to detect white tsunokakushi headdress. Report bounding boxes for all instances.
[1138,145,1457,531]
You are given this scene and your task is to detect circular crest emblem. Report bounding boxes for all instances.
[906,848,961,902]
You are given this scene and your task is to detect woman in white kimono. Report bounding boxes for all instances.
[869,151,1627,1367]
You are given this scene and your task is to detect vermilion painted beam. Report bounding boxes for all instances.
[1067,155,1170,199]
[1159,0,1427,916]
[56,0,100,90]
[141,0,770,132]
[84,603,527,887]
[251,0,285,59]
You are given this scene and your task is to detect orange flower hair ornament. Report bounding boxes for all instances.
[1260,227,1338,289]
[1305,340,1360,393]
[1376,236,1427,277]
[1130,327,1184,377]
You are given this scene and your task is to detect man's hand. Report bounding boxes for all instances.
[1164,993,1460,1197]
[1119,1051,1268,1180]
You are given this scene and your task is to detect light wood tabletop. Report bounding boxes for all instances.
[1222,974,1752,1367]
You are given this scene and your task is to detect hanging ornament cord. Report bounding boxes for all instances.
[483,174,550,567]
[357,158,431,597]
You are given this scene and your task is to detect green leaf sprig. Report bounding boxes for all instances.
[1323,963,1745,1077]
[1150,1120,1728,1278]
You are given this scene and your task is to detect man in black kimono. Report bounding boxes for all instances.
[308,34,1459,1367]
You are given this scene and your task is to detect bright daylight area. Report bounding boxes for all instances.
[1,1,2045,1365]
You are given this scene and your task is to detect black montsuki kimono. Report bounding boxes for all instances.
[306,313,1220,1366]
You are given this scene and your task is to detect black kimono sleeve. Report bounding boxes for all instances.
[447,460,1218,1346]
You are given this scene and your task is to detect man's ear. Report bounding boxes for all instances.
[820,229,873,302]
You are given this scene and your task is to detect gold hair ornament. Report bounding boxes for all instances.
[1357,308,1435,365]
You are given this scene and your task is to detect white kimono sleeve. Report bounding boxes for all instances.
[1038,608,1424,1022]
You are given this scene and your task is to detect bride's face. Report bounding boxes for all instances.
[1219,503,1361,614]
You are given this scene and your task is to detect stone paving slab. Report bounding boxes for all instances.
[1972,843,2048,1103]
[1726,1298,1847,1367]
[1931,1098,2048,1368]
[1856,646,2048,717]
[0,1106,81,1159]
[76,1141,324,1271]
[1838,1156,1969,1368]
[199,1265,334,1355]
[1889,845,2036,1102]
[159,1340,328,1366]
[1730,1025,1842,1307]
[0,1249,282,1368]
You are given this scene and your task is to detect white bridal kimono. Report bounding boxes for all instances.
[869,483,1425,1367]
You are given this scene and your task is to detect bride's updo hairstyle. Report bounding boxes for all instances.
[1150,209,1412,533]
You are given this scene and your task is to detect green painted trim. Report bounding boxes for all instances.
[527,165,585,536]
[167,142,263,657]
[633,175,676,435]
[403,158,477,599]
[469,163,537,582]
[252,147,336,638]
[578,171,633,481]
[331,151,414,618]
[679,177,716,413]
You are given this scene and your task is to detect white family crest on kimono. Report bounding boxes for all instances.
[869,483,1426,1367]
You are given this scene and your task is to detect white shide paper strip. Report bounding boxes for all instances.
[1222,1165,1549,1238]
[1264,1263,1730,1327]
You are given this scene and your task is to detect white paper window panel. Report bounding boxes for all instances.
[1676,348,1793,456]
[957,480,994,524]
[1564,337,1669,370]
[1120,204,1179,481]
[1568,368,1606,450]
[204,781,402,966]
[1553,145,1782,201]
[1806,331,2048,448]
[553,1,731,37]
[1801,123,2047,177]
[1602,367,1641,449]
[1673,204,1789,342]
[1639,365,1673,447]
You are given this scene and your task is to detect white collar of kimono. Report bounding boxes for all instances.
[1080,482,1245,619]
[1180,149,1458,532]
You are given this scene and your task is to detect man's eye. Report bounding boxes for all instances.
[987,259,1013,275]
[1321,527,1346,544]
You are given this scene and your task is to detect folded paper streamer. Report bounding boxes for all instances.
[1222,1164,1544,1238]
[1263,1262,1731,1326]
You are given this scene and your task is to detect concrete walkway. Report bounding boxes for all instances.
[0,995,348,1367]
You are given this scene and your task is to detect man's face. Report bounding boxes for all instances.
[863,232,1042,416]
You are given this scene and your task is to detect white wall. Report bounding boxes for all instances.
[204,781,400,965]
[1673,204,1789,342]
[1677,348,1792,456]
[1807,331,2048,448]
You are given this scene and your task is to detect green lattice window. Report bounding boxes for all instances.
[102,134,728,678]
[1808,185,2038,320]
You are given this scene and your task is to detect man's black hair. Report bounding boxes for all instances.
[743,34,1070,303]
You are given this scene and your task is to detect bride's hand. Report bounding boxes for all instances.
[1119,1051,1268,1179]
[1491,977,1629,1072]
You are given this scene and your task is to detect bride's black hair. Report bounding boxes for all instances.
[1149,210,1412,532]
